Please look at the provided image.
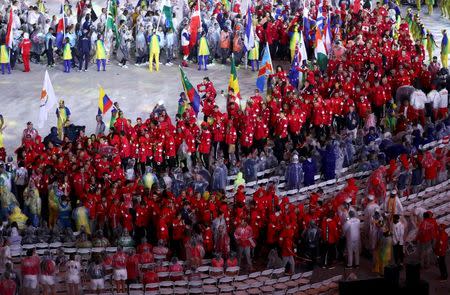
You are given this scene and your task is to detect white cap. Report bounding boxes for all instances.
[23,33,29,39]
[368,194,375,201]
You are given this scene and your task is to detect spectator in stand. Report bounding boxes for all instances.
[40,251,57,295]
[21,249,40,295]
[0,272,16,295]
[112,245,128,293]
[66,253,81,295]
[88,255,105,294]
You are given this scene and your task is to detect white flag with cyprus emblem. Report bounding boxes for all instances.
[38,70,57,129]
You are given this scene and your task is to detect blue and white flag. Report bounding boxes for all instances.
[244,9,255,52]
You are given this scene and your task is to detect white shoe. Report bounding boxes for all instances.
[122,65,128,69]
[118,63,123,67]
[84,69,88,72]
[144,62,149,65]
[169,62,173,66]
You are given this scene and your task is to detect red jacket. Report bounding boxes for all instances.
[435,229,448,257]
[198,129,212,154]
[321,218,339,244]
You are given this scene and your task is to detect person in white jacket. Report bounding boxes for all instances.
[343,210,361,268]
[410,89,427,125]
[435,87,449,120]
[392,214,405,266]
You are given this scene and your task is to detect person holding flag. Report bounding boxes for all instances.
[198,30,210,71]
[95,34,107,72]
[248,37,259,72]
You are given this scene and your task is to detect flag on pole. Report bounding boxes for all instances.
[179,67,201,114]
[316,0,324,31]
[256,44,273,92]
[105,0,119,48]
[162,0,174,30]
[56,4,65,48]
[324,17,332,54]
[98,86,113,115]
[288,46,301,89]
[302,5,310,48]
[314,28,328,71]
[38,71,58,128]
[189,0,201,48]
[228,54,241,98]
[243,9,255,52]
[5,8,13,48]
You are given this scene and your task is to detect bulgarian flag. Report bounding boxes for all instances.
[228,54,241,99]
[5,8,13,48]
[314,27,328,71]
[179,66,201,115]
[189,0,201,48]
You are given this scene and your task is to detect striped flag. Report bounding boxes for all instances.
[179,67,201,114]
[189,0,201,48]
[314,28,328,71]
[256,44,273,92]
[56,4,65,48]
[98,86,113,115]
[5,8,13,48]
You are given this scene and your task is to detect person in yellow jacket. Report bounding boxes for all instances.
[96,35,107,71]
[56,99,71,140]
[417,0,421,12]
[442,0,449,18]
[63,37,73,73]
[73,201,91,235]
[248,38,259,72]
[0,43,11,75]
[198,31,210,71]
[9,207,27,230]
[149,30,160,72]
[290,25,300,61]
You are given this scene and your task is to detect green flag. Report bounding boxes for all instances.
[162,0,174,30]
[106,0,119,47]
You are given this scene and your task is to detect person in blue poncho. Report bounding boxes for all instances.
[285,153,303,190]
[302,153,317,187]
[320,143,336,181]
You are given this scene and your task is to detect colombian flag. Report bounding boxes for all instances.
[98,86,113,115]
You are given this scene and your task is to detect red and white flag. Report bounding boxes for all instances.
[5,8,14,48]
[189,0,201,48]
